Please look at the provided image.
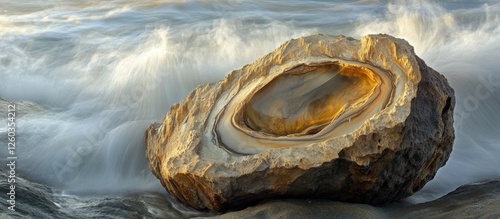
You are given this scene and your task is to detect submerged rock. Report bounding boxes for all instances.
[145,34,455,211]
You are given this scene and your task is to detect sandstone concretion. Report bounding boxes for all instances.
[145,34,455,211]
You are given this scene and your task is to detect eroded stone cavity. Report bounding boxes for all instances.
[145,34,455,211]
[243,63,378,136]
[216,60,394,154]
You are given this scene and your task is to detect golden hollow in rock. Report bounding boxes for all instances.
[243,63,379,136]
[219,59,393,154]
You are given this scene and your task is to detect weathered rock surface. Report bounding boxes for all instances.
[197,179,500,219]
[145,34,455,211]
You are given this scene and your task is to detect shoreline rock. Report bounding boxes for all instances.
[145,34,455,210]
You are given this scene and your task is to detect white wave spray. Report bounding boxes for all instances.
[0,0,499,207]
[0,2,313,196]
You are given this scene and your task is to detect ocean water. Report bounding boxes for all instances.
[1,0,499,218]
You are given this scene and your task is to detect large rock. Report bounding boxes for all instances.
[145,34,455,211]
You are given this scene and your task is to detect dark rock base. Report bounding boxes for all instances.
[197,179,500,219]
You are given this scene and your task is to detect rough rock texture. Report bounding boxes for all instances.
[145,34,455,211]
[197,179,500,219]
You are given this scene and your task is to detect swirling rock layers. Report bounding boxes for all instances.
[145,34,455,211]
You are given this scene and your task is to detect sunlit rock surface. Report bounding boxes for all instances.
[145,34,455,211]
